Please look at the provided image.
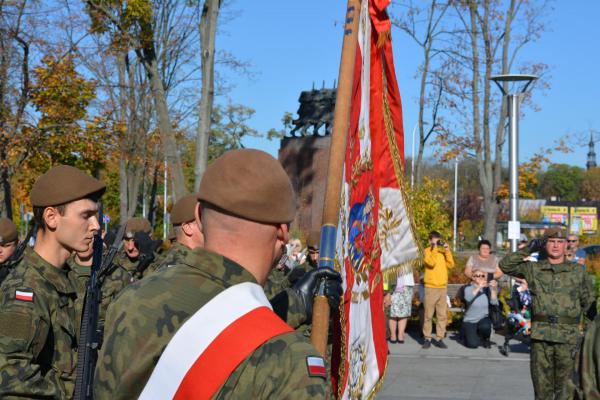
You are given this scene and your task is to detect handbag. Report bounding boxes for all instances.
[487,290,505,331]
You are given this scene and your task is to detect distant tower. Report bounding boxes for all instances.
[587,134,597,170]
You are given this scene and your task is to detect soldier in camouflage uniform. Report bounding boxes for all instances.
[100,217,152,303]
[0,165,105,398]
[68,242,113,333]
[263,231,319,298]
[95,149,341,399]
[500,228,596,400]
[0,218,19,285]
[143,193,203,277]
[569,314,600,399]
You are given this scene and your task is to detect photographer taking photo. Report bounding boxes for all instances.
[462,268,499,349]
[422,231,455,349]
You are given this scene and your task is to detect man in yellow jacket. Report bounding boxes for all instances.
[422,230,455,349]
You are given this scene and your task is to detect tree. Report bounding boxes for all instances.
[539,163,584,201]
[0,0,31,219]
[86,0,188,200]
[581,167,600,201]
[409,176,452,247]
[436,0,550,245]
[194,0,222,188]
[392,0,451,187]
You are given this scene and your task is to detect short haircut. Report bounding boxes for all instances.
[33,204,66,231]
[33,192,103,232]
[428,231,441,240]
[478,239,492,249]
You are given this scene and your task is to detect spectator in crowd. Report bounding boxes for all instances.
[461,268,499,348]
[567,234,585,265]
[384,270,415,344]
[464,239,503,280]
[422,231,454,349]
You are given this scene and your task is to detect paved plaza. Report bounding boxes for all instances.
[379,328,534,399]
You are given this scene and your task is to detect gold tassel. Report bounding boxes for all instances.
[376,29,390,49]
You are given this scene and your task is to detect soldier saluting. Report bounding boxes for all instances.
[0,165,105,398]
[499,227,596,400]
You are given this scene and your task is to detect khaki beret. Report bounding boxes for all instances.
[30,165,106,207]
[197,149,296,223]
[545,227,567,239]
[171,194,198,225]
[307,231,320,250]
[124,217,152,239]
[0,218,18,245]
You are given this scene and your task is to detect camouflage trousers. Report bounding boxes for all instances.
[531,339,578,400]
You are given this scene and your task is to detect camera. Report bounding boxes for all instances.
[437,240,445,247]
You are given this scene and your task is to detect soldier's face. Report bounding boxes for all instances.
[545,238,567,260]
[123,238,140,259]
[0,241,17,263]
[54,199,100,253]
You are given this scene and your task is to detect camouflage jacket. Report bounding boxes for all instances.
[0,248,81,399]
[571,314,600,399]
[99,252,140,305]
[499,249,596,344]
[68,256,112,330]
[94,247,329,399]
[142,242,190,277]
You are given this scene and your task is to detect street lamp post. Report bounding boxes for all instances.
[491,74,538,252]
[453,159,458,252]
[410,121,427,188]
[411,122,417,188]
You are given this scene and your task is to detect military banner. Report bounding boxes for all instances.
[331,0,421,397]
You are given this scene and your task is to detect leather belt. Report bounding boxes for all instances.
[532,315,580,325]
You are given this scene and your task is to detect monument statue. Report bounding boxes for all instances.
[289,87,336,137]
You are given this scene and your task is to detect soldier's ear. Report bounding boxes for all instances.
[43,207,60,230]
[181,221,195,236]
[194,202,202,227]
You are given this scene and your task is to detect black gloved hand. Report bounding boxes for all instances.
[292,268,343,321]
[133,231,161,259]
[527,238,546,254]
[286,267,307,285]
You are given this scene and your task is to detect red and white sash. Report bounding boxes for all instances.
[139,281,293,399]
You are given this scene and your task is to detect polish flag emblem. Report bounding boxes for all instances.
[15,290,33,302]
[306,356,327,378]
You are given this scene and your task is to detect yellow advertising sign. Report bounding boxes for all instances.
[570,207,598,234]
[541,206,569,224]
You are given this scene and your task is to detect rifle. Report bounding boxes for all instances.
[74,207,126,400]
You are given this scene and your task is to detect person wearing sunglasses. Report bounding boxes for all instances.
[461,268,498,349]
[500,228,596,400]
[566,234,585,266]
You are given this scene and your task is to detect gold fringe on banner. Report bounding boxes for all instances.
[376,29,390,49]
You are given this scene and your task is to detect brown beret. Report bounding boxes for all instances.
[545,227,567,239]
[171,194,198,225]
[197,149,296,223]
[30,165,106,207]
[307,231,320,250]
[124,217,152,239]
[0,218,18,245]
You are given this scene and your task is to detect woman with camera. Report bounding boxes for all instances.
[462,267,499,349]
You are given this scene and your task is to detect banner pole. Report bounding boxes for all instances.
[311,0,361,358]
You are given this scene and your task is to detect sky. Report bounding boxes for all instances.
[217,1,600,170]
